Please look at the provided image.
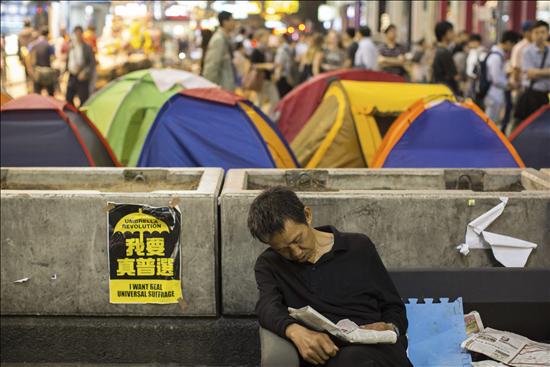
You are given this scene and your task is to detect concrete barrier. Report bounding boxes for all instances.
[220,168,550,315]
[1,167,223,316]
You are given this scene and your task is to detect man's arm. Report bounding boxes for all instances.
[443,49,458,82]
[255,256,339,364]
[522,48,550,81]
[487,54,508,90]
[254,256,296,338]
[363,237,408,335]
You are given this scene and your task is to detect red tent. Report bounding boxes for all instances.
[1,94,120,167]
[275,69,405,142]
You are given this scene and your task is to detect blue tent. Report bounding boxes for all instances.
[510,105,550,169]
[373,100,524,168]
[138,88,298,169]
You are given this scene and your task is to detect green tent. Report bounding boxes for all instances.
[81,68,215,166]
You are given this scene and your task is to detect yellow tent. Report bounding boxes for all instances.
[291,81,453,168]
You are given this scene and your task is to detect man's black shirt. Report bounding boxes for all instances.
[254,226,408,343]
[432,45,460,95]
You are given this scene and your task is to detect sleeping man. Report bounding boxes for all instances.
[249,187,412,366]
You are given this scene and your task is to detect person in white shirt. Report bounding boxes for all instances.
[354,26,378,70]
[510,20,534,87]
[484,31,521,125]
[465,34,486,98]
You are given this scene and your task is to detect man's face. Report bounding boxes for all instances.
[468,40,480,50]
[445,29,456,44]
[223,17,236,33]
[386,28,396,43]
[268,209,316,263]
[74,29,83,42]
[532,26,549,46]
[502,41,515,53]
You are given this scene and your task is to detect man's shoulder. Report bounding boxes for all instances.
[336,229,375,252]
[255,247,279,267]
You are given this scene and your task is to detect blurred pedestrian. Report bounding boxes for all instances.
[28,27,56,96]
[274,34,297,97]
[299,33,323,82]
[515,20,550,122]
[432,21,460,95]
[321,30,345,72]
[483,31,521,126]
[510,21,534,87]
[18,18,35,90]
[354,26,378,70]
[378,24,407,78]
[202,11,236,91]
[66,26,95,107]
[453,30,470,95]
[233,41,248,88]
[465,34,486,98]
[249,29,279,117]
[342,28,358,68]
[199,29,213,75]
[409,38,433,82]
[295,33,310,61]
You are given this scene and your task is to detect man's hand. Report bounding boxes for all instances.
[360,322,395,331]
[285,323,339,365]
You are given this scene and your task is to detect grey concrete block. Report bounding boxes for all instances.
[220,169,550,315]
[1,168,223,316]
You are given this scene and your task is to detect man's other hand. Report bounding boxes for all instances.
[285,323,339,365]
[360,322,395,331]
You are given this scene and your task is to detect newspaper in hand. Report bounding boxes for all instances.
[461,327,550,366]
[288,306,397,345]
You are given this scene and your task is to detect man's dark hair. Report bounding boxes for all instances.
[384,24,396,34]
[345,27,356,39]
[40,27,49,37]
[358,26,371,38]
[73,25,83,33]
[532,20,549,31]
[469,33,482,43]
[501,30,521,45]
[24,19,32,28]
[248,186,307,243]
[218,11,233,27]
[435,21,453,42]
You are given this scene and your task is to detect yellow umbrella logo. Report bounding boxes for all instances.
[113,208,170,243]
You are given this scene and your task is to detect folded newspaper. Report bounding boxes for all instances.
[288,306,397,344]
[461,327,550,366]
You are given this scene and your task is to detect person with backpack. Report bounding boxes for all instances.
[515,20,550,122]
[465,34,486,99]
[479,31,521,125]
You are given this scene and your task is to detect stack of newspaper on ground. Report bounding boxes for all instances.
[288,305,397,344]
[462,311,550,366]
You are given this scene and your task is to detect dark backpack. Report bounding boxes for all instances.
[474,51,503,107]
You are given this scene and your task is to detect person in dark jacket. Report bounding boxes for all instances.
[249,187,412,367]
[65,26,95,106]
[432,21,460,95]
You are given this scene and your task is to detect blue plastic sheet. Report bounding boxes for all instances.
[406,297,472,367]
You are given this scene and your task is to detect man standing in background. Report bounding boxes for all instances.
[354,26,378,70]
[515,20,550,121]
[66,26,95,107]
[202,11,236,91]
[432,21,460,95]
